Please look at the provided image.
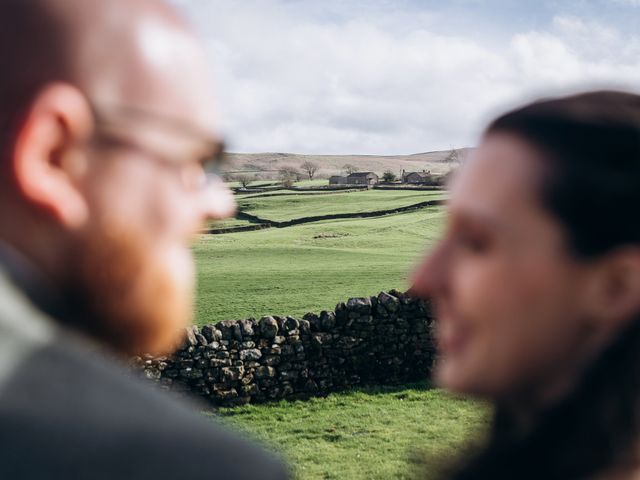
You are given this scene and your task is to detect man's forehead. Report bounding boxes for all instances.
[76,0,219,137]
[135,16,217,123]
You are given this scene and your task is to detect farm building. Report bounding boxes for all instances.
[402,171,433,184]
[346,172,379,185]
[329,176,349,185]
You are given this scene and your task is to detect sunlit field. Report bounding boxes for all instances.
[237,189,445,222]
[213,384,489,480]
[194,201,445,323]
[194,188,486,480]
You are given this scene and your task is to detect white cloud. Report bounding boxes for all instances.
[610,0,640,6]
[172,1,640,154]
[508,15,640,92]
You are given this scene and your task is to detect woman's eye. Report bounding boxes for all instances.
[455,232,490,253]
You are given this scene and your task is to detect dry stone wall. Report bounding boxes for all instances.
[134,290,435,406]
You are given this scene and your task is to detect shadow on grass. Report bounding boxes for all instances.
[216,380,436,417]
[344,380,434,395]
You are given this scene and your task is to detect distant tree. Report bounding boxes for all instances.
[342,164,359,175]
[234,173,255,188]
[278,166,300,187]
[301,160,319,180]
[382,170,397,182]
[444,147,465,164]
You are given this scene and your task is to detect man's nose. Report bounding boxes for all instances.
[198,177,237,220]
[408,242,448,299]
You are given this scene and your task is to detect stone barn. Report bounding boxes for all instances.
[329,176,349,185]
[346,172,379,185]
[403,171,433,184]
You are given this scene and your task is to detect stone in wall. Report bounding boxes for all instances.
[132,290,435,406]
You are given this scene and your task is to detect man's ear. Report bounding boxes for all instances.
[586,247,640,329]
[11,83,94,229]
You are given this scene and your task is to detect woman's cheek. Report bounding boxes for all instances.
[451,259,526,388]
[455,258,507,326]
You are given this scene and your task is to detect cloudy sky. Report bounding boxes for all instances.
[171,0,640,155]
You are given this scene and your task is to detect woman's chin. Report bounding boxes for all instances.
[435,355,483,395]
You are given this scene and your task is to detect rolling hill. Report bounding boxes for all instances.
[224,148,472,178]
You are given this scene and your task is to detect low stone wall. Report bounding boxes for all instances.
[134,290,435,406]
[235,199,444,229]
[374,185,444,191]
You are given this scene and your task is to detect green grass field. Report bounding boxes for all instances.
[206,218,256,229]
[194,189,487,479]
[194,206,445,323]
[294,179,332,187]
[213,384,489,480]
[237,189,445,222]
[224,179,329,189]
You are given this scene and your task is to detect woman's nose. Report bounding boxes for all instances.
[408,242,448,299]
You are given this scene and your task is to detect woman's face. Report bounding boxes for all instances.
[412,132,597,401]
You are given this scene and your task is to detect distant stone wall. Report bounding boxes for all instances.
[134,290,435,406]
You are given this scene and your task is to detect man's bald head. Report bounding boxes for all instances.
[0,0,67,138]
[0,0,213,150]
[0,0,234,355]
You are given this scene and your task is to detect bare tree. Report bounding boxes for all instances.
[301,160,319,180]
[382,170,397,182]
[444,147,465,164]
[234,173,254,189]
[278,166,300,187]
[342,164,359,175]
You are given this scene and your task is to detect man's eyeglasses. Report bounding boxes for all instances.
[86,101,227,192]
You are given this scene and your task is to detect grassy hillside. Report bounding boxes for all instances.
[194,205,445,324]
[225,148,471,179]
[194,189,485,480]
[238,189,445,222]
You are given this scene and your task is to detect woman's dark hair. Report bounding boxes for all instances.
[448,91,640,480]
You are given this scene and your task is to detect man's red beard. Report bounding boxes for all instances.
[60,220,194,356]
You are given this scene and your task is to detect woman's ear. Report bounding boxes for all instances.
[10,83,94,229]
[585,247,640,330]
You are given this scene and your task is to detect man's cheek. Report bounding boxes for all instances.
[162,244,195,291]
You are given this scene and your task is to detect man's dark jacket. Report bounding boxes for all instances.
[0,263,289,479]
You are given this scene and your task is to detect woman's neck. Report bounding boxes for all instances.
[499,321,626,435]
[489,319,640,479]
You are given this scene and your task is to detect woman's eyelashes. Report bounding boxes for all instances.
[452,225,493,254]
